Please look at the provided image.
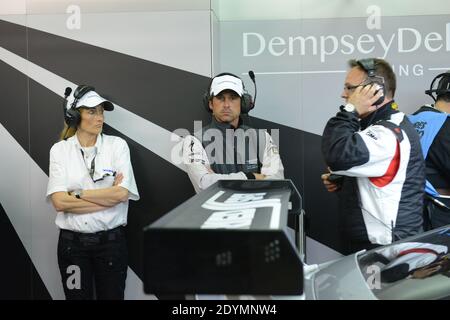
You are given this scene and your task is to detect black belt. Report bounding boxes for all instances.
[60,226,124,244]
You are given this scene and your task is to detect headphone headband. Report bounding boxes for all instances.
[425,72,450,102]
[356,58,385,106]
[71,85,95,109]
[357,58,376,77]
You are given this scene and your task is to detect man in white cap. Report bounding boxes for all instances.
[47,85,139,299]
[182,73,284,193]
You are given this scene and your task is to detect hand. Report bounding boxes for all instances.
[411,265,441,279]
[113,172,124,186]
[321,173,340,192]
[253,173,266,180]
[348,84,383,117]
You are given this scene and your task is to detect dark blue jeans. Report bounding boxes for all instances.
[57,226,128,300]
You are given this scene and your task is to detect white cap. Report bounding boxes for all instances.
[210,75,244,97]
[74,90,114,111]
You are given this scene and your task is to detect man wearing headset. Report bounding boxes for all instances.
[409,72,450,230]
[46,85,139,299]
[182,73,284,193]
[321,58,425,254]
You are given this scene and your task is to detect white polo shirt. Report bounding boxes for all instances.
[46,133,140,233]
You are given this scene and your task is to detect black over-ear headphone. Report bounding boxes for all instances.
[357,58,386,106]
[63,85,95,127]
[425,72,450,102]
[202,73,254,114]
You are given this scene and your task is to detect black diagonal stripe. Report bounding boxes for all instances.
[0,19,27,59]
[0,60,29,152]
[0,203,51,299]
[0,19,211,133]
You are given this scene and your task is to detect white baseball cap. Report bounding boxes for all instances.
[75,90,114,111]
[210,75,244,97]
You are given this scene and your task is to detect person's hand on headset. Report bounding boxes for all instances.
[348,84,383,118]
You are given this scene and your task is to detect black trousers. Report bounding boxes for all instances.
[57,226,128,300]
[424,197,450,230]
[345,239,381,255]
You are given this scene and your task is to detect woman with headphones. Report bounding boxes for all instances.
[46,85,139,300]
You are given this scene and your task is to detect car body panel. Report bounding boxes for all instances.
[305,252,376,300]
[303,226,450,300]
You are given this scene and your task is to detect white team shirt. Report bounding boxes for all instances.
[46,133,139,233]
[181,131,284,193]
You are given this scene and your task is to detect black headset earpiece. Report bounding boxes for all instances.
[240,92,254,114]
[64,107,80,128]
[64,85,95,127]
[425,72,450,102]
[202,91,211,113]
[357,58,385,106]
[203,73,254,114]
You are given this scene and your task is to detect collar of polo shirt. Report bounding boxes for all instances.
[73,133,104,154]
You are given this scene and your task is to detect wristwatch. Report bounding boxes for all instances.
[341,103,359,116]
[73,189,83,199]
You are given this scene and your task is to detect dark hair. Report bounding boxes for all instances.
[437,93,450,103]
[348,58,397,98]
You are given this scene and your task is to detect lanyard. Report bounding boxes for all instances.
[80,148,96,180]
[80,148,116,183]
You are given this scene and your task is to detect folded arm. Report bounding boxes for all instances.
[79,185,129,207]
[182,135,247,192]
[50,192,110,214]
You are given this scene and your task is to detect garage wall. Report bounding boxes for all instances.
[1,0,450,298]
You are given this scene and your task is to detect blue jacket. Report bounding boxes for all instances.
[409,105,450,198]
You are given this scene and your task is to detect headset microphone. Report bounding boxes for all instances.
[64,87,72,98]
[248,70,257,109]
[62,87,72,118]
[249,70,255,81]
